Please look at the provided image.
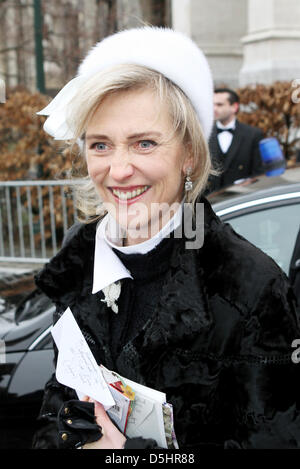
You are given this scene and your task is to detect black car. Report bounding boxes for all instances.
[1,166,300,449]
[0,272,54,449]
[209,166,300,276]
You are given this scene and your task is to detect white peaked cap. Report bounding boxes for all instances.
[37,27,214,141]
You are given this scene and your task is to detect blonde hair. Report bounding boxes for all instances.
[65,64,214,220]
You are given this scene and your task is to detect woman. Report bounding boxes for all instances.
[33,27,300,449]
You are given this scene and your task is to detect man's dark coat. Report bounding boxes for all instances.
[32,198,300,449]
[208,121,264,193]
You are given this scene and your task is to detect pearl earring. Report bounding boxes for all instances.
[185,167,193,192]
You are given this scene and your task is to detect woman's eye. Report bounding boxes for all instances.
[91,142,108,151]
[137,140,156,150]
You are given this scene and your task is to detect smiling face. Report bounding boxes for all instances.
[85,87,191,245]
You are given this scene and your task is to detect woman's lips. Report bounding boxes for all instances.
[109,185,151,205]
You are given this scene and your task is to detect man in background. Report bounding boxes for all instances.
[207,88,264,193]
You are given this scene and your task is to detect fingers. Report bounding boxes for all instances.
[81,395,90,402]
[94,401,110,425]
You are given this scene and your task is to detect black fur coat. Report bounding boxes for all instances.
[33,197,300,449]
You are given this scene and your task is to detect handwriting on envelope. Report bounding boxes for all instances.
[51,308,115,407]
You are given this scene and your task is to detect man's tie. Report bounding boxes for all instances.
[216,127,235,134]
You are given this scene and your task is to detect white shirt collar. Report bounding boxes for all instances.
[92,202,183,294]
[216,118,236,130]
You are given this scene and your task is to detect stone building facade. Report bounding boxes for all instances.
[0,0,299,92]
[172,0,300,88]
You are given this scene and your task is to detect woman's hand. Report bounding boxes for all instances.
[81,397,126,449]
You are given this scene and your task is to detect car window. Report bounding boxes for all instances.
[226,203,300,274]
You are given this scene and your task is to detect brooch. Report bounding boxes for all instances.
[100,281,121,314]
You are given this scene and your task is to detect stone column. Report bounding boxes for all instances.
[240,0,300,85]
[171,0,247,88]
[171,0,191,36]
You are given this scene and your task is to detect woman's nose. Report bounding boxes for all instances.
[109,151,134,181]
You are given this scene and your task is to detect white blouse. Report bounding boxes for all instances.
[92,203,183,295]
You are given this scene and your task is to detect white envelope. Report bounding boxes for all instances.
[119,375,167,448]
[51,308,115,407]
[99,364,168,448]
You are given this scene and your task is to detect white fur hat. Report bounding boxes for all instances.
[38,27,214,141]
